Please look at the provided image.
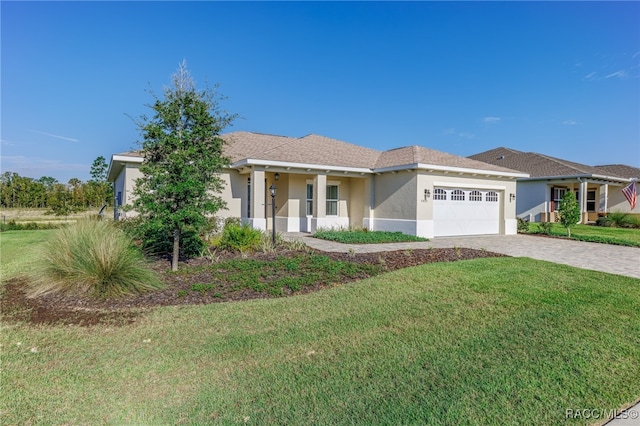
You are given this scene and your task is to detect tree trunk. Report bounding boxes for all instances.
[172,227,180,271]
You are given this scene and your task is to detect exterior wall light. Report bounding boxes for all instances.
[510,193,516,202]
[424,189,431,201]
[274,173,279,181]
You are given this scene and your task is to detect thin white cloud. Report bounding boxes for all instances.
[30,130,79,142]
[604,70,628,79]
[562,120,578,126]
[0,139,16,146]
[632,51,640,60]
[583,72,597,80]
[458,132,475,139]
[442,128,456,135]
[482,117,501,123]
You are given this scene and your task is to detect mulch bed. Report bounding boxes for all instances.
[1,248,505,327]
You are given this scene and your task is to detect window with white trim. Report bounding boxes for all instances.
[434,188,446,200]
[326,185,338,216]
[451,189,465,201]
[306,183,313,216]
[486,191,498,202]
[470,190,482,201]
[587,190,596,212]
[552,187,567,211]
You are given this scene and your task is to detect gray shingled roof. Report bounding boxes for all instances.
[224,132,380,169]
[469,147,634,180]
[114,132,525,175]
[375,145,520,173]
[593,164,640,180]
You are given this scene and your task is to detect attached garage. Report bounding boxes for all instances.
[433,188,501,236]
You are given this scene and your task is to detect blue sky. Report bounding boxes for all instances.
[2,1,639,183]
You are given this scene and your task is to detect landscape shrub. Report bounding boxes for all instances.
[538,221,553,235]
[606,212,632,228]
[29,220,162,298]
[516,217,529,233]
[217,222,262,252]
[314,228,428,244]
[0,220,65,232]
[116,217,205,258]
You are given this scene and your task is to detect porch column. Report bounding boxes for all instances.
[579,180,588,224]
[363,175,374,230]
[250,169,266,231]
[311,174,327,232]
[599,184,608,214]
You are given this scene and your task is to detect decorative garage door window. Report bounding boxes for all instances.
[434,188,447,200]
[433,188,501,237]
[451,189,465,201]
[470,190,482,201]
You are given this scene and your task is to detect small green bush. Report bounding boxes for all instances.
[0,220,66,232]
[314,228,428,244]
[538,222,553,235]
[603,211,633,228]
[516,217,529,233]
[218,222,263,252]
[116,217,205,258]
[29,220,162,298]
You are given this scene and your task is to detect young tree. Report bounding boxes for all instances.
[90,156,108,182]
[88,156,113,208]
[133,61,235,271]
[558,191,581,237]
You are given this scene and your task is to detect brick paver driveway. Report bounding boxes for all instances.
[294,234,640,279]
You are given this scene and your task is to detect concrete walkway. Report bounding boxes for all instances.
[284,233,640,279]
[284,232,640,424]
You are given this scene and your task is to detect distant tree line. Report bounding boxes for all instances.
[0,156,113,215]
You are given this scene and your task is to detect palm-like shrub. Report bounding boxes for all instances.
[217,222,262,253]
[29,220,162,298]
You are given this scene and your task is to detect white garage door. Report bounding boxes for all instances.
[433,188,500,237]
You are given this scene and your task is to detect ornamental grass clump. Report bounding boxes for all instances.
[29,220,162,298]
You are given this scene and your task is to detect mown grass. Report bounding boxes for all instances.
[3,255,639,425]
[314,228,428,244]
[0,229,55,283]
[528,222,640,247]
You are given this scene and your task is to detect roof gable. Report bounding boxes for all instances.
[376,145,522,174]
[594,164,640,180]
[469,147,633,179]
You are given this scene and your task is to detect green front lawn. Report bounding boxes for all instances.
[0,230,55,282]
[3,250,639,424]
[528,222,640,247]
[314,228,428,244]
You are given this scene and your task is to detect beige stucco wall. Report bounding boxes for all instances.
[608,185,636,214]
[217,170,243,219]
[373,171,417,220]
[370,171,518,237]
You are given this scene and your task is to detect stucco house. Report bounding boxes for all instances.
[107,132,527,238]
[469,147,639,223]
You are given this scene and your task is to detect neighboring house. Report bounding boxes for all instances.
[469,147,639,223]
[107,132,527,238]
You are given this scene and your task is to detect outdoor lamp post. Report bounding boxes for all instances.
[269,183,277,245]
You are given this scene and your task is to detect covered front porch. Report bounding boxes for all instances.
[539,178,625,224]
[240,168,373,234]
